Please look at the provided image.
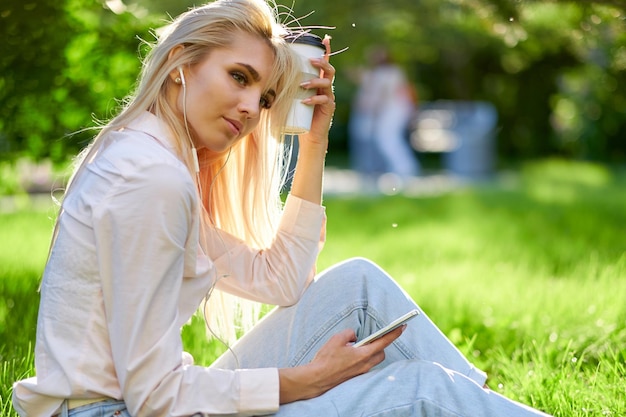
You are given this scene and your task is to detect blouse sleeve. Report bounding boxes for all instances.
[93,162,278,416]
[208,194,327,306]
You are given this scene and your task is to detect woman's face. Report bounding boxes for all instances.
[173,31,276,153]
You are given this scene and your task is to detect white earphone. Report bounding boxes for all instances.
[178,66,186,86]
[178,66,199,173]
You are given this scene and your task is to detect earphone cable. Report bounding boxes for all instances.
[180,66,239,368]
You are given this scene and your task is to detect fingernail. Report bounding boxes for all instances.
[301,97,313,104]
[300,81,311,88]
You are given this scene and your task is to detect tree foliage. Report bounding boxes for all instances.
[1,0,625,163]
[0,0,158,162]
[284,0,626,161]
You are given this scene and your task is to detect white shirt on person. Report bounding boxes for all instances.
[12,111,326,417]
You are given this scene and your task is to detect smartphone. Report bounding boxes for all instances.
[353,309,419,347]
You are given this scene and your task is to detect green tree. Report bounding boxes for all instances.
[0,0,157,163]
[1,0,624,164]
[288,0,626,161]
[0,1,72,159]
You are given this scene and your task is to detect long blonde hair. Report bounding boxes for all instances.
[57,0,303,344]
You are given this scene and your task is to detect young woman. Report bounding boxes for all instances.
[13,0,552,416]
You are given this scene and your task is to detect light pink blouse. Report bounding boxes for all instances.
[13,112,326,417]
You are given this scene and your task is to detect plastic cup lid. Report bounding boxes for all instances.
[285,32,325,50]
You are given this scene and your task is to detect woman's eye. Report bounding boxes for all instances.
[260,95,273,110]
[232,72,247,85]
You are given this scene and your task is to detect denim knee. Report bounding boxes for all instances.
[317,257,392,289]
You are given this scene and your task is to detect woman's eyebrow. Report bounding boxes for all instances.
[236,62,276,98]
[237,63,261,82]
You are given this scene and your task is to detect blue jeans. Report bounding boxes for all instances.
[59,399,130,417]
[67,258,551,416]
[211,257,552,417]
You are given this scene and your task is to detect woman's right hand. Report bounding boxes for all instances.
[277,326,405,404]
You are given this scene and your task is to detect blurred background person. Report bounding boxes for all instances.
[348,45,421,189]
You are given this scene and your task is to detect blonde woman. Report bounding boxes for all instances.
[13,0,552,416]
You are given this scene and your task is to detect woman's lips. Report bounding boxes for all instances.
[224,117,242,136]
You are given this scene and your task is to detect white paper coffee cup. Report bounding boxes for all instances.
[285,33,326,134]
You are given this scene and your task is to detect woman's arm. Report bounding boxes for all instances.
[207,195,325,305]
[278,326,406,403]
[289,36,336,206]
[206,39,336,305]
[92,153,278,416]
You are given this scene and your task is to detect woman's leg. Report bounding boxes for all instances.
[275,360,551,417]
[212,257,485,385]
[212,258,551,416]
[374,108,420,178]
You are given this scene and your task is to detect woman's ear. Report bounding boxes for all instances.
[168,45,185,83]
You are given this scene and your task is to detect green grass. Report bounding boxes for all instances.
[1,158,625,416]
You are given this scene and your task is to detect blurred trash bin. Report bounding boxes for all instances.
[411,100,498,180]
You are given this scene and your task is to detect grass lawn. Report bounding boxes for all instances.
[1,158,625,416]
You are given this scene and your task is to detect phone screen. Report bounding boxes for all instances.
[353,309,419,347]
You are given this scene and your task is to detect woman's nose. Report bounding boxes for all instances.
[238,91,261,118]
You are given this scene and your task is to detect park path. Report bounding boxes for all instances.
[1,167,480,213]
